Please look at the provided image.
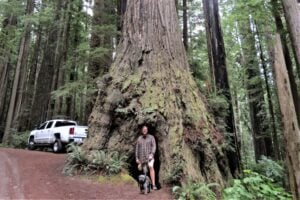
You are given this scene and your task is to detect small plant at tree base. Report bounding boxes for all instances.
[172,177,218,200]
[63,143,89,175]
[64,143,128,176]
[222,170,292,200]
[105,151,128,176]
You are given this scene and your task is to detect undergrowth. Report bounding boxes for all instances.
[172,157,292,200]
[63,143,128,176]
[222,170,292,200]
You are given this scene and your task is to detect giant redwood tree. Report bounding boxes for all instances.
[83,0,232,185]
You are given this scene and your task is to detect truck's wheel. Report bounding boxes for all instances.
[28,138,35,150]
[53,139,62,153]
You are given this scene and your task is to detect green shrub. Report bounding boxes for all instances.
[222,170,292,200]
[64,143,89,175]
[249,156,285,185]
[10,131,29,149]
[106,151,128,175]
[172,178,218,200]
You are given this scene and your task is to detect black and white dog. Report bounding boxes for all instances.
[138,174,151,194]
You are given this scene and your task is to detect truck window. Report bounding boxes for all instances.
[38,122,47,130]
[54,121,76,127]
[46,121,53,129]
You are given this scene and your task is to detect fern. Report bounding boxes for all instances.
[172,177,218,200]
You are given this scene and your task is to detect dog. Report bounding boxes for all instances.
[138,174,151,194]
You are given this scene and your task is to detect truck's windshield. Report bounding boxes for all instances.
[54,121,76,127]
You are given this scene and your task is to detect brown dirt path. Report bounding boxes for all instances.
[0,148,173,200]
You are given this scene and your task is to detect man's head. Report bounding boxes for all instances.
[142,125,148,135]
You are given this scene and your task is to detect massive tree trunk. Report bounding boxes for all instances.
[83,0,232,186]
[273,34,300,200]
[202,0,240,176]
[3,0,34,143]
[281,0,300,78]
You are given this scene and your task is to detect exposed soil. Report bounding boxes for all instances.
[0,147,172,199]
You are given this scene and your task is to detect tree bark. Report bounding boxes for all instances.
[202,0,240,176]
[281,0,300,79]
[272,0,300,126]
[3,0,34,143]
[83,0,232,187]
[273,34,300,200]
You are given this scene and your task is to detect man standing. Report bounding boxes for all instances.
[135,125,157,190]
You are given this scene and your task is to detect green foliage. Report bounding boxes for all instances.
[1,131,29,149]
[222,170,292,200]
[10,131,29,149]
[172,178,218,200]
[64,143,128,176]
[207,92,229,119]
[249,156,285,185]
[64,143,89,175]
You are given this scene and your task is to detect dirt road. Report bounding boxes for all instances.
[0,148,172,199]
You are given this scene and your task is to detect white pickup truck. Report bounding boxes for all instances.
[28,119,88,153]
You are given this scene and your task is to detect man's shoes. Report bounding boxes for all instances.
[152,185,158,190]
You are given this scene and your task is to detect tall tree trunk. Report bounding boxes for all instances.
[273,34,300,200]
[182,0,188,50]
[53,0,71,116]
[271,0,300,126]
[12,0,36,129]
[17,26,43,131]
[254,23,280,160]
[117,0,127,42]
[3,0,34,143]
[202,0,240,176]
[83,0,232,187]
[47,0,68,119]
[0,15,17,138]
[281,0,300,78]
[85,0,114,122]
[30,0,62,127]
[239,17,274,160]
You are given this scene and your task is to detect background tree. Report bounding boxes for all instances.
[2,0,34,143]
[202,0,240,176]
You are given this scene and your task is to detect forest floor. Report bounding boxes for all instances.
[0,147,172,199]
